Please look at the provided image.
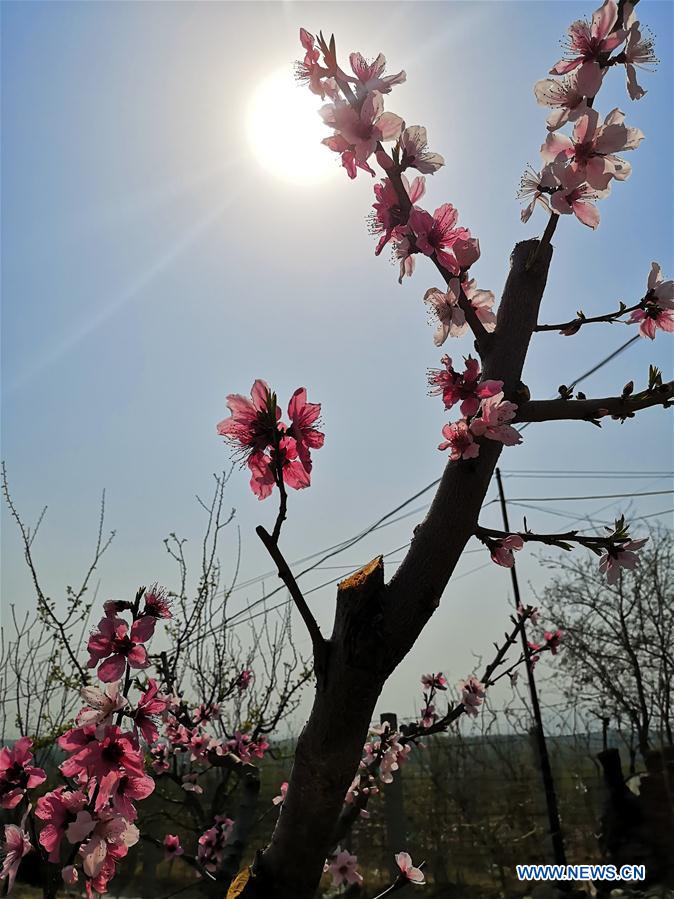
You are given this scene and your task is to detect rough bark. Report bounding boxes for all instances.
[239,239,553,899]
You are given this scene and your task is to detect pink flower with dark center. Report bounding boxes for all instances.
[163,834,183,860]
[393,235,416,283]
[0,737,47,810]
[320,92,403,166]
[60,726,145,784]
[470,393,521,446]
[490,535,524,568]
[0,823,32,894]
[628,262,674,339]
[142,585,172,620]
[550,0,626,98]
[534,75,590,131]
[217,380,281,463]
[541,107,644,190]
[132,679,169,744]
[428,355,503,417]
[235,669,254,692]
[599,538,648,584]
[287,388,325,475]
[150,744,170,774]
[621,6,658,100]
[458,676,486,717]
[395,851,425,884]
[87,616,153,683]
[544,630,564,655]
[348,52,406,96]
[77,682,127,730]
[409,204,471,274]
[549,165,609,229]
[438,420,480,461]
[399,126,444,174]
[325,849,363,887]
[517,602,539,625]
[370,175,425,256]
[272,782,288,806]
[192,703,220,725]
[102,771,155,819]
[421,673,448,691]
[36,788,88,862]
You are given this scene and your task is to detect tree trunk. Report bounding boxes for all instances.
[239,239,553,899]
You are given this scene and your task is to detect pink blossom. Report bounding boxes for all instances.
[348,52,406,97]
[150,743,171,774]
[287,388,325,475]
[0,824,32,893]
[517,602,539,625]
[248,436,310,500]
[60,726,145,784]
[272,782,288,806]
[217,380,280,463]
[599,538,648,584]
[192,703,220,725]
[518,164,559,223]
[428,355,503,417]
[181,773,203,794]
[103,771,155,819]
[469,393,521,446]
[458,675,486,717]
[544,629,564,655]
[0,737,47,809]
[142,585,172,620]
[490,534,524,568]
[438,420,480,461]
[424,281,466,344]
[77,682,127,730]
[235,669,254,692]
[549,165,609,229]
[453,237,481,270]
[163,834,183,860]
[36,788,88,861]
[370,175,425,256]
[399,126,444,174]
[421,673,448,691]
[464,279,497,333]
[420,704,437,728]
[541,107,644,190]
[409,204,470,274]
[325,849,363,887]
[621,6,658,100]
[295,29,338,101]
[78,814,139,880]
[320,92,403,167]
[197,818,234,873]
[393,235,416,283]
[322,133,376,179]
[62,865,78,886]
[628,262,674,339]
[133,679,169,744]
[86,616,153,682]
[395,851,425,884]
[550,0,626,98]
[534,75,589,131]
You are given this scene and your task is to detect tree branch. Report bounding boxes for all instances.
[255,526,328,682]
[516,381,674,423]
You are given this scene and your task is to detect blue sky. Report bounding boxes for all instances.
[2,1,672,729]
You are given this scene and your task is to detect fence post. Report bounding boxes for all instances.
[380,712,411,890]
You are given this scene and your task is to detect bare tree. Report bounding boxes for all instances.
[540,527,674,763]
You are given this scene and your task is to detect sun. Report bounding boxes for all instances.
[246,67,337,186]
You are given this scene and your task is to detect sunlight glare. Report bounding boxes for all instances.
[246,68,337,186]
